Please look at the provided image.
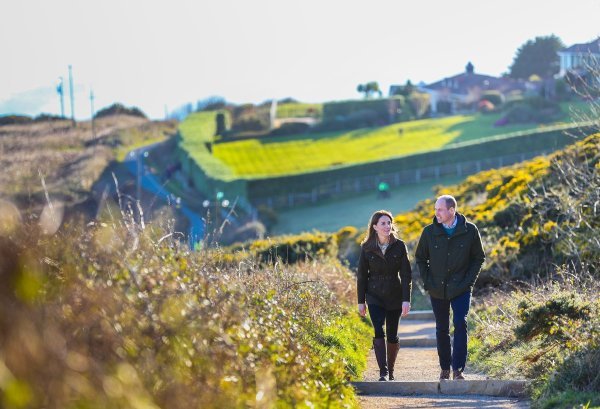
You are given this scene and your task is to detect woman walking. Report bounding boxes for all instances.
[357,210,412,381]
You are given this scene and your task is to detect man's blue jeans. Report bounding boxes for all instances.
[430,291,471,372]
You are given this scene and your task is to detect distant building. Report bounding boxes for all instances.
[416,62,528,114]
[557,37,600,77]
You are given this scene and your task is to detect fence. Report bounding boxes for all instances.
[177,120,596,210]
[252,150,548,209]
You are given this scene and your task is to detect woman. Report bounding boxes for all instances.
[357,210,412,381]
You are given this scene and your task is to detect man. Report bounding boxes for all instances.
[415,195,485,380]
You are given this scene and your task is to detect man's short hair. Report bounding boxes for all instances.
[437,194,457,210]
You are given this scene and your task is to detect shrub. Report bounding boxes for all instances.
[0,218,370,409]
[493,202,526,228]
[335,226,362,268]
[33,113,66,122]
[230,104,270,134]
[269,122,310,136]
[94,103,147,119]
[515,295,594,343]
[501,97,562,124]
[554,79,572,102]
[468,274,600,407]
[478,100,495,113]
[408,92,431,118]
[436,100,452,114]
[546,346,600,393]
[231,117,267,132]
[246,231,338,264]
[505,103,536,123]
[321,97,408,130]
[481,91,504,107]
[0,115,33,126]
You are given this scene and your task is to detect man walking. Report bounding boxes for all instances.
[415,195,485,380]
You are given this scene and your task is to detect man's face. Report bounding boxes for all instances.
[435,199,455,225]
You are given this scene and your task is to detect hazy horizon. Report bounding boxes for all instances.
[1,0,599,120]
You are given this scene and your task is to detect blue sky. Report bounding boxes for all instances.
[1,0,599,119]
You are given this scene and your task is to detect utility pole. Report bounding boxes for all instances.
[68,65,75,126]
[137,151,149,204]
[90,89,96,139]
[56,77,65,118]
[137,153,142,203]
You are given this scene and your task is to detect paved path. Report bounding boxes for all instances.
[356,311,531,408]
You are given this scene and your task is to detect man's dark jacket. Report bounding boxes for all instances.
[357,235,412,310]
[415,213,485,300]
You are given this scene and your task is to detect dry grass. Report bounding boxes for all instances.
[0,209,371,408]
[0,116,176,211]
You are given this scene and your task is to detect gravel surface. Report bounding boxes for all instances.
[363,347,488,382]
[358,315,531,408]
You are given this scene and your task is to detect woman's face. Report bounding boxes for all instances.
[373,215,392,237]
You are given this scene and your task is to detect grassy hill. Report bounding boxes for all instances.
[0,116,176,212]
[177,111,235,181]
[1,125,597,408]
[174,102,591,179]
[397,131,599,408]
[393,131,599,283]
[327,130,599,407]
[271,175,464,234]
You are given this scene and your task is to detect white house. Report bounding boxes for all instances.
[558,37,600,77]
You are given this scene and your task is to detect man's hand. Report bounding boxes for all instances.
[358,303,367,317]
[401,301,411,317]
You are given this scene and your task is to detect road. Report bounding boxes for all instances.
[124,144,204,248]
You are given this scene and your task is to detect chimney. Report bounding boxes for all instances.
[466,62,474,74]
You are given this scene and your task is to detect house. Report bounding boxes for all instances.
[415,62,528,114]
[558,37,600,77]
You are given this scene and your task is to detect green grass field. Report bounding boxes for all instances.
[180,102,592,180]
[271,175,464,234]
[178,111,235,179]
[212,105,587,178]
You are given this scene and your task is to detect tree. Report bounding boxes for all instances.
[357,81,382,99]
[391,80,415,97]
[509,35,564,80]
[408,92,430,118]
[196,96,226,112]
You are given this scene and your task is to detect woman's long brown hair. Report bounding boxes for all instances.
[360,209,398,249]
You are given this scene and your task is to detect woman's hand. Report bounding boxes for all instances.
[358,303,367,317]
[401,301,411,317]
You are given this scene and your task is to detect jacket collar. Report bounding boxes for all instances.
[365,233,399,259]
[432,213,468,236]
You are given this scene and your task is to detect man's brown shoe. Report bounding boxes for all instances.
[453,370,465,380]
[439,369,451,380]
